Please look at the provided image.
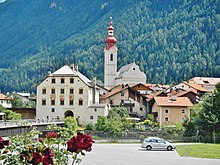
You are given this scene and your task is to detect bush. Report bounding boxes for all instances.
[64,116,77,132]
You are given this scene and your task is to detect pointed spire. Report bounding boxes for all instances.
[108,17,114,31]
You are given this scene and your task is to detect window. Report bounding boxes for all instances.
[165,109,169,113]
[70,88,74,94]
[51,88,55,94]
[69,100,74,105]
[70,78,74,83]
[110,54,113,61]
[79,99,83,106]
[165,117,169,122]
[97,116,101,119]
[79,88,83,94]
[182,109,185,114]
[60,100,64,105]
[94,108,97,112]
[42,88,46,94]
[51,100,55,105]
[51,78,56,84]
[90,116,94,120]
[140,107,143,111]
[42,99,46,105]
[60,88,65,94]
[110,100,113,105]
[61,78,65,84]
[121,92,125,96]
[133,68,135,70]
[51,108,55,112]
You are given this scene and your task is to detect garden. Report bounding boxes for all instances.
[0,117,94,165]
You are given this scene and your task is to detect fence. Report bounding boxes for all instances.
[0,122,64,137]
[92,131,220,143]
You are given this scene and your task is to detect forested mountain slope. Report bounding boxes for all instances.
[0,0,219,92]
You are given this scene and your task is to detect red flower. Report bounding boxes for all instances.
[32,152,42,165]
[42,148,54,165]
[67,132,94,154]
[46,132,57,139]
[0,136,9,149]
[31,148,54,165]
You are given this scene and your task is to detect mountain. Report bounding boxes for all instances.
[0,0,219,92]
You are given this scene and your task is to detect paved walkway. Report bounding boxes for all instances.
[75,144,220,165]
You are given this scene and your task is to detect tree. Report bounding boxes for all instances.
[195,83,220,142]
[64,116,78,132]
[0,106,22,120]
[95,116,107,131]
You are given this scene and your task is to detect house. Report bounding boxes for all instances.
[10,92,36,107]
[187,77,220,92]
[175,90,198,104]
[100,85,148,119]
[104,17,146,89]
[36,64,109,125]
[130,83,154,95]
[152,96,193,126]
[0,93,12,108]
[167,82,210,97]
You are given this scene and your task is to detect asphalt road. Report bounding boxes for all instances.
[75,143,220,165]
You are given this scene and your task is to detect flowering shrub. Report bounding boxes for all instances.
[0,126,94,165]
[67,132,94,164]
[0,136,9,149]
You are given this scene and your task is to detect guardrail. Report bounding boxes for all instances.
[0,121,64,137]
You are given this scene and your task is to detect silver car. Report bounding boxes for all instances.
[141,137,176,151]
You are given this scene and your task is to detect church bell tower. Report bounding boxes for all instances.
[104,17,118,89]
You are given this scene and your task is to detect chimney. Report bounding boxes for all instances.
[48,71,51,75]
[171,95,177,101]
[70,64,75,70]
[75,65,78,71]
[92,77,96,104]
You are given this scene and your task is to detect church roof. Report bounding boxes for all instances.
[49,65,92,87]
[116,62,136,79]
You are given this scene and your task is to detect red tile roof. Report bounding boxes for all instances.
[100,87,128,99]
[154,96,193,107]
[0,93,11,100]
[176,90,197,97]
[183,82,210,92]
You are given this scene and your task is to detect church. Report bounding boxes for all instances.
[104,17,147,89]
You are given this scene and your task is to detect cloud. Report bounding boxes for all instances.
[0,0,6,3]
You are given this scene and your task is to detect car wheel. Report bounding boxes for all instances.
[167,146,172,151]
[146,145,152,150]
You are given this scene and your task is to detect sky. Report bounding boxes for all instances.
[0,0,6,3]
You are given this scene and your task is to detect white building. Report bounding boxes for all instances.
[104,17,146,89]
[0,93,12,108]
[36,65,109,125]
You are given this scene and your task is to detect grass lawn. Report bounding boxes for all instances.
[176,143,220,159]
